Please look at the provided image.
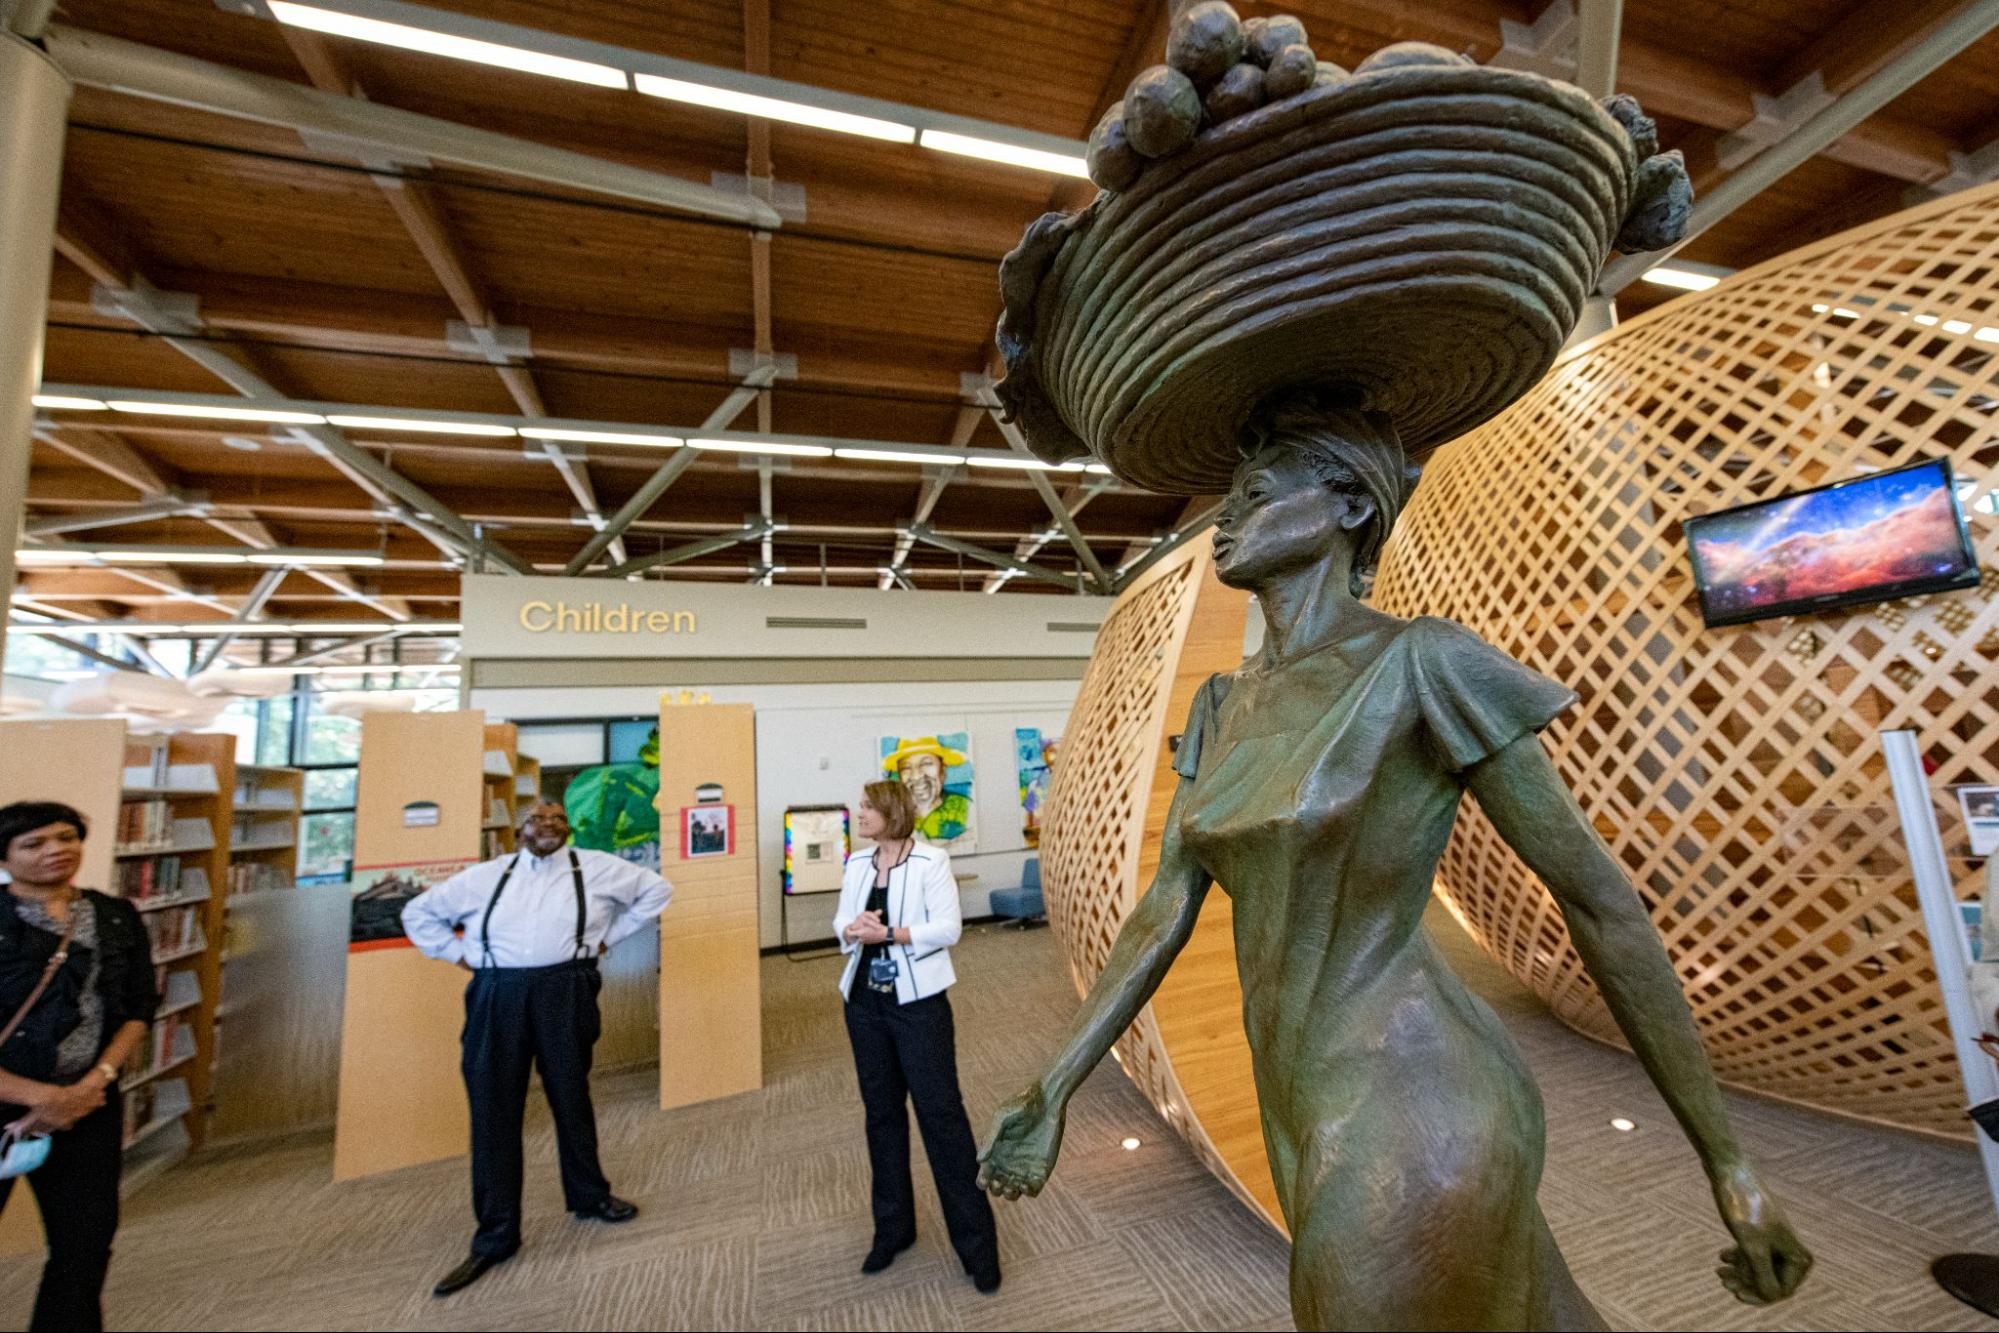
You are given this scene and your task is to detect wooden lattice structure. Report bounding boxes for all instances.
[1374,181,1999,1138]
[1036,542,1283,1225]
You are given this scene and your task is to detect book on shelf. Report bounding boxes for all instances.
[116,855,187,901]
[225,862,294,895]
[126,1012,196,1081]
[144,904,203,958]
[123,745,170,791]
[117,799,173,850]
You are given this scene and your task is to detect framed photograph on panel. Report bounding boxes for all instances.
[682,803,735,859]
[1957,785,1999,856]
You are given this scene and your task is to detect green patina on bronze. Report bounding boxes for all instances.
[975,9,1810,1331]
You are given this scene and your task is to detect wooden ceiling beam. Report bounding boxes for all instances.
[53,191,139,290]
[31,425,170,497]
[1319,0,1958,185]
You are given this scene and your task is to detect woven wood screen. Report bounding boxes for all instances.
[1373,182,1999,1137]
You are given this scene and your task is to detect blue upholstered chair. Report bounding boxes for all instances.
[990,857,1046,929]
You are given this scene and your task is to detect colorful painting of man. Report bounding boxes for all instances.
[878,732,976,851]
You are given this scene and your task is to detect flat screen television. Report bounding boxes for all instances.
[1684,458,1980,628]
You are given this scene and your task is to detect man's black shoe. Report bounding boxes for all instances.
[573,1196,640,1223]
[861,1234,915,1274]
[972,1264,1003,1295]
[432,1251,512,1297]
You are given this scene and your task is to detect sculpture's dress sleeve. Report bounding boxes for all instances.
[1171,674,1230,781]
[1408,617,1578,774]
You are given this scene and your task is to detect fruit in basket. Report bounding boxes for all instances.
[1245,14,1308,66]
[1086,106,1145,192]
[1354,41,1469,74]
[1601,93,1659,159]
[1264,43,1317,99]
[1124,64,1202,157]
[1204,61,1265,124]
[1617,150,1693,252]
[1165,1,1244,89]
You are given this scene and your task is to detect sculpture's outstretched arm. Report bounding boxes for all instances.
[1466,733,1813,1305]
[979,780,1212,1198]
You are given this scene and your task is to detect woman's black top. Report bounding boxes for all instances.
[852,881,891,997]
[0,889,158,1084]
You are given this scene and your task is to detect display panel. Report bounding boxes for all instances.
[1684,458,1979,628]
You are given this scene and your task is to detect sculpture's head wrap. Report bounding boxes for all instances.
[1241,389,1423,596]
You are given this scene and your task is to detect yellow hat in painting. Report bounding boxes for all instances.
[880,736,967,774]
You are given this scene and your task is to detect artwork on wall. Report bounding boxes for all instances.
[784,805,850,894]
[681,803,735,860]
[1959,785,1999,857]
[349,859,472,948]
[561,722,662,870]
[1014,727,1061,848]
[879,731,977,852]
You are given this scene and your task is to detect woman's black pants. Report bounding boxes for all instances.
[842,987,997,1274]
[0,1093,123,1333]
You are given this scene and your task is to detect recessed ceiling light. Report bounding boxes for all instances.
[107,400,327,424]
[1609,1117,1636,1132]
[221,435,264,452]
[1640,266,1721,292]
[920,129,1089,178]
[267,1,626,88]
[1120,1136,1141,1151]
[326,414,517,437]
[635,72,915,143]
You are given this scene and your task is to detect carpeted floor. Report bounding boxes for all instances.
[2,908,1995,1331]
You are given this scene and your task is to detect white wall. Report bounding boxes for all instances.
[474,678,1076,948]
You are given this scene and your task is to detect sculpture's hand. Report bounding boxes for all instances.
[1712,1162,1812,1304]
[977,1082,1065,1200]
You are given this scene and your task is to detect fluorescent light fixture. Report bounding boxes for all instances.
[98,550,250,564]
[31,395,106,411]
[920,129,1089,178]
[519,426,683,448]
[326,414,517,437]
[1914,313,1940,326]
[1944,319,1974,335]
[267,1,626,88]
[1808,304,1862,319]
[833,447,968,465]
[246,553,385,567]
[966,454,1062,470]
[1641,266,1721,292]
[635,72,915,143]
[107,400,326,424]
[688,438,833,457]
[1082,462,1114,475]
[13,550,84,564]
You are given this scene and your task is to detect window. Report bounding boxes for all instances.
[299,812,356,881]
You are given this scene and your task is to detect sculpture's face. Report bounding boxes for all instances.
[1212,446,1368,588]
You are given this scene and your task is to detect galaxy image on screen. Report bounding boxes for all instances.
[1687,461,1977,626]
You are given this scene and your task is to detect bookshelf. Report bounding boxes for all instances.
[118,732,234,1161]
[228,765,302,898]
[481,721,518,859]
[513,754,542,826]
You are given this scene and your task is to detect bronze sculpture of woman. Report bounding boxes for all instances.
[972,10,1814,1329]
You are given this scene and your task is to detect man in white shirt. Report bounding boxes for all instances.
[402,801,672,1297]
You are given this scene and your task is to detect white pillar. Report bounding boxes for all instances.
[0,35,72,669]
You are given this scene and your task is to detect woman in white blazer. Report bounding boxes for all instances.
[833,779,1000,1293]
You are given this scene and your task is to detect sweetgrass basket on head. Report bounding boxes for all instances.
[995,42,1689,496]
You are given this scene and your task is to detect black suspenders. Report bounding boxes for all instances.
[478,849,589,967]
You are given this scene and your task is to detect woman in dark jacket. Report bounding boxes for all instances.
[0,801,159,1333]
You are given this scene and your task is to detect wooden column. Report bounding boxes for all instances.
[331,709,484,1181]
[655,702,762,1109]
